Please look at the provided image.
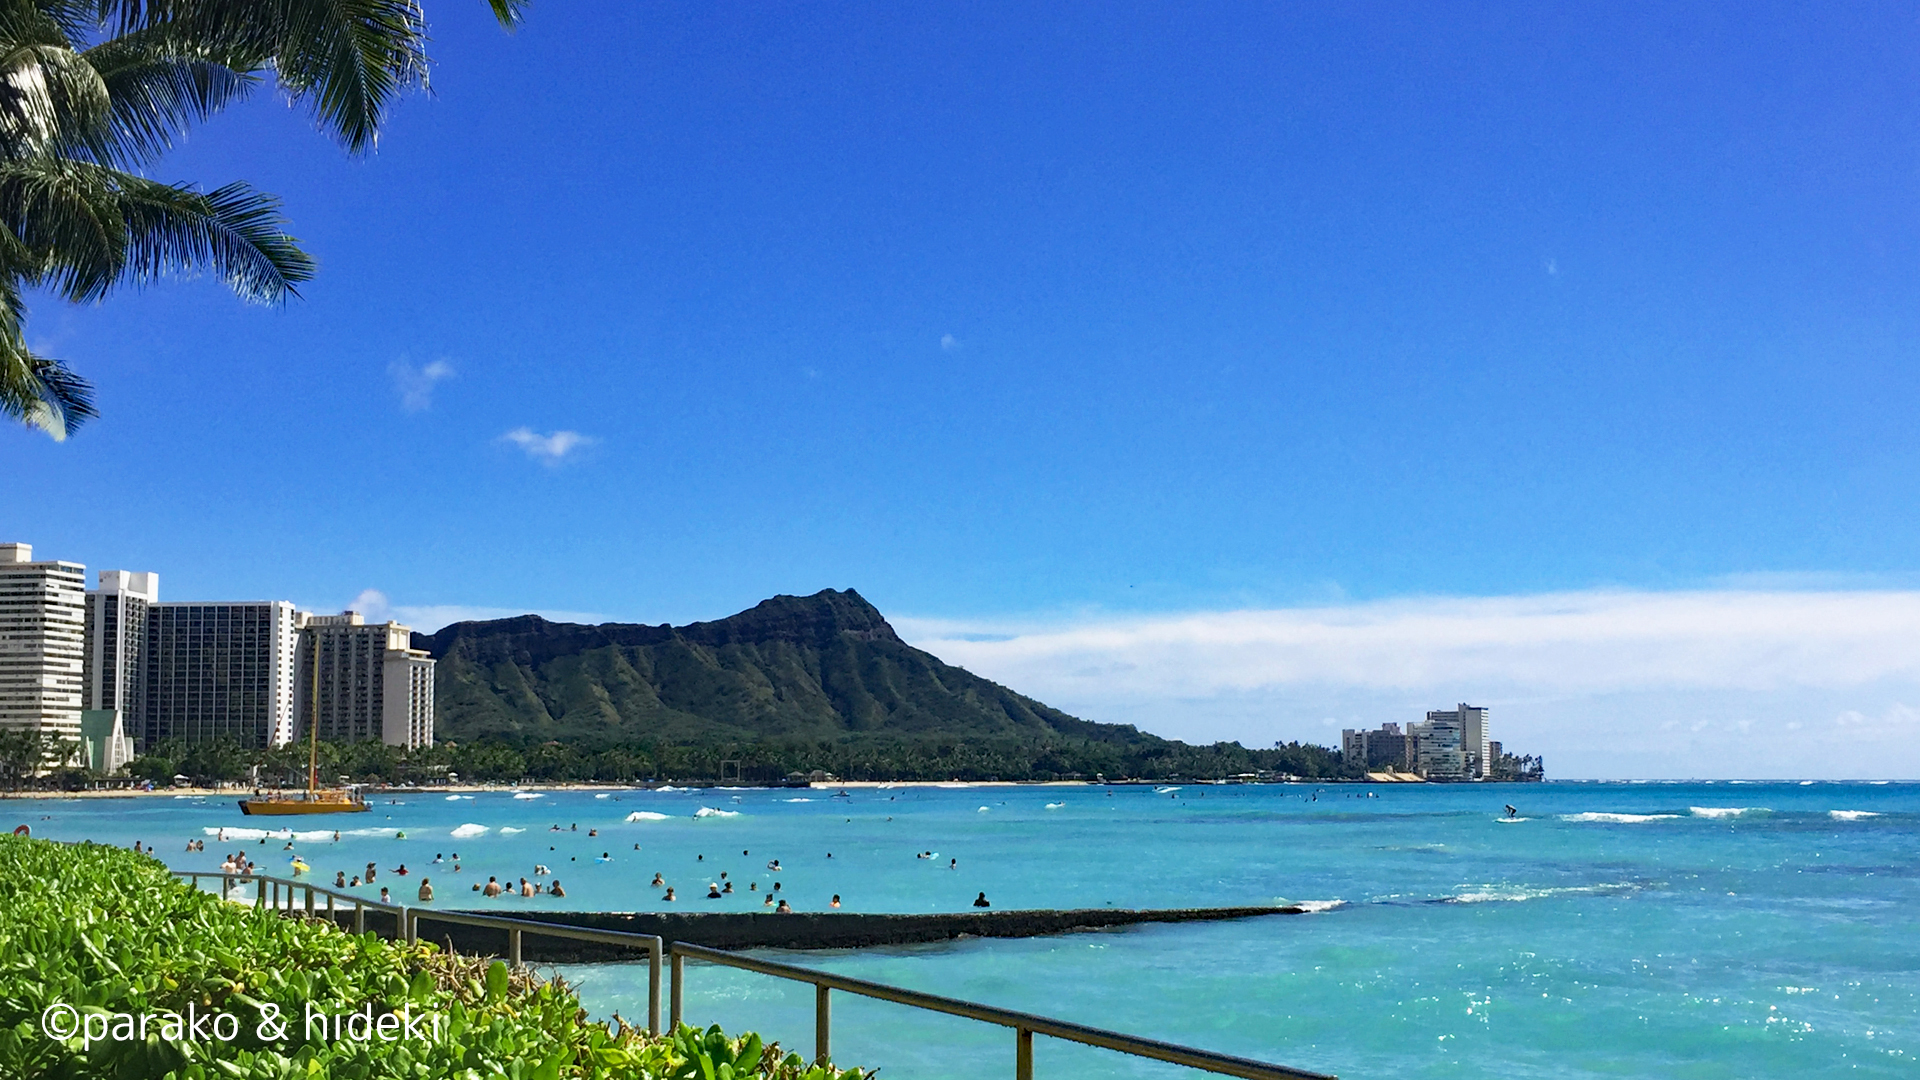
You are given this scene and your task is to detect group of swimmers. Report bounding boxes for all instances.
[476,875,567,899]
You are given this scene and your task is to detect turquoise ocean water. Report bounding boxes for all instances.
[9,780,1916,1078]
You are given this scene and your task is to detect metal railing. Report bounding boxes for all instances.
[175,870,1333,1079]
[667,940,1334,1080]
[176,871,665,1034]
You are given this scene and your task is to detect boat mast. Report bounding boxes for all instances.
[307,635,320,793]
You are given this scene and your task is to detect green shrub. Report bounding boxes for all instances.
[0,838,869,1080]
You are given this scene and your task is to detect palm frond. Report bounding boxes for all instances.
[0,159,312,303]
[116,174,314,300]
[0,280,94,439]
[96,0,428,154]
[78,28,257,166]
[486,0,527,29]
[0,7,111,162]
[0,157,124,300]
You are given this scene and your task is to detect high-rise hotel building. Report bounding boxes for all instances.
[0,543,87,741]
[298,612,435,750]
[84,570,159,723]
[142,600,303,749]
[6,544,437,760]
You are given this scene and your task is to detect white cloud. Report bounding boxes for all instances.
[940,333,960,352]
[501,427,595,465]
[893,589,1920,779]
[390,358,455,412]
[346,588,392,621]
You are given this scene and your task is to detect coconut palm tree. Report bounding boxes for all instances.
[1,0,525,439]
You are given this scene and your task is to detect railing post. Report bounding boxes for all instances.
[648,941,662,1036]
[305,886,314,917]
[327,893,335,918]
[1017,1028,1033,1080]
[670,951,684,1029]
[815,984,831,1065]
[354,900,365,934]
[508,927,522,968]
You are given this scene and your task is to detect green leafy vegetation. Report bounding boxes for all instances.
[0,837,869,1079]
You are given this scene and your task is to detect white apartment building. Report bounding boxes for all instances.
[143,600,302,749]
[1410,703,1491,780]
[0,543,87,742]
[298,611,435,749]
[84,569,158,722]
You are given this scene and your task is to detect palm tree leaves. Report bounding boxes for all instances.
[0,0,524,439]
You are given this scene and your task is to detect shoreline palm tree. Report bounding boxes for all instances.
[1,0,525,439]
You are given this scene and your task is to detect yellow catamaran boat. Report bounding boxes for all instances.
[237,643,370,816]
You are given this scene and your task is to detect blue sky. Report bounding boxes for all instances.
[10,2,1920,774]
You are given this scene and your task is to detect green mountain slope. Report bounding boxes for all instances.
[415,589,1353,781]
[420,589,1126,746]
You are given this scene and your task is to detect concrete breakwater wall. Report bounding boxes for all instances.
[323,904,1309,962]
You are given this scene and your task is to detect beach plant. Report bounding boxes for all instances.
[0,0,526,440]
[0,837,872,1079]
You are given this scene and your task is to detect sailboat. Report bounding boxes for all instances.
[237,642,369,816]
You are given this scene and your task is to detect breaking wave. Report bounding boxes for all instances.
[1690,807,1769,819]
[511,792,545,800]
[694,807,741,818]
[500,827,525,834]
[625,811,671,821]
[1830,810,1881,821]
[1560,812,1681,824]
[1440,883,1641,904]
[1286,900,1345,913]
[450,823,489,838]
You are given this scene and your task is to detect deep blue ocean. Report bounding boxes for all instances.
[10,780,1915,1079]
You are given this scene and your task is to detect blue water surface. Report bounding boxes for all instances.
[9,780,1916,1079]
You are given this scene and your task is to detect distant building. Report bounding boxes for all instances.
[1409,703,1491,780]
[0,543,87,743]
[1342,722,1412,770]
[297,611,435,749]
[142,601,302,749]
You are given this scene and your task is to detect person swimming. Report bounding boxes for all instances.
[520,878,535,897]
[706,883,722,899]
[775,899,792,913]
[722,880,733,894]
[588,828,597,837]
[763,894,775,906]
[549,879,566,898]
[650,872,665,887]
[335,871,347,888]
[663,887,677,902]
[973,892,991,908]
[483,876,503,897]
[830,894,841,908]
[379,887,391,904]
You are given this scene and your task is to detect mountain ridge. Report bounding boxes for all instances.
[415,588,1151,749]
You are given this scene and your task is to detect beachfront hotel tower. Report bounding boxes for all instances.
[143,601,303,749]
[296,611,435,750]
[0,543,87,742]
[84,569,158,721]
